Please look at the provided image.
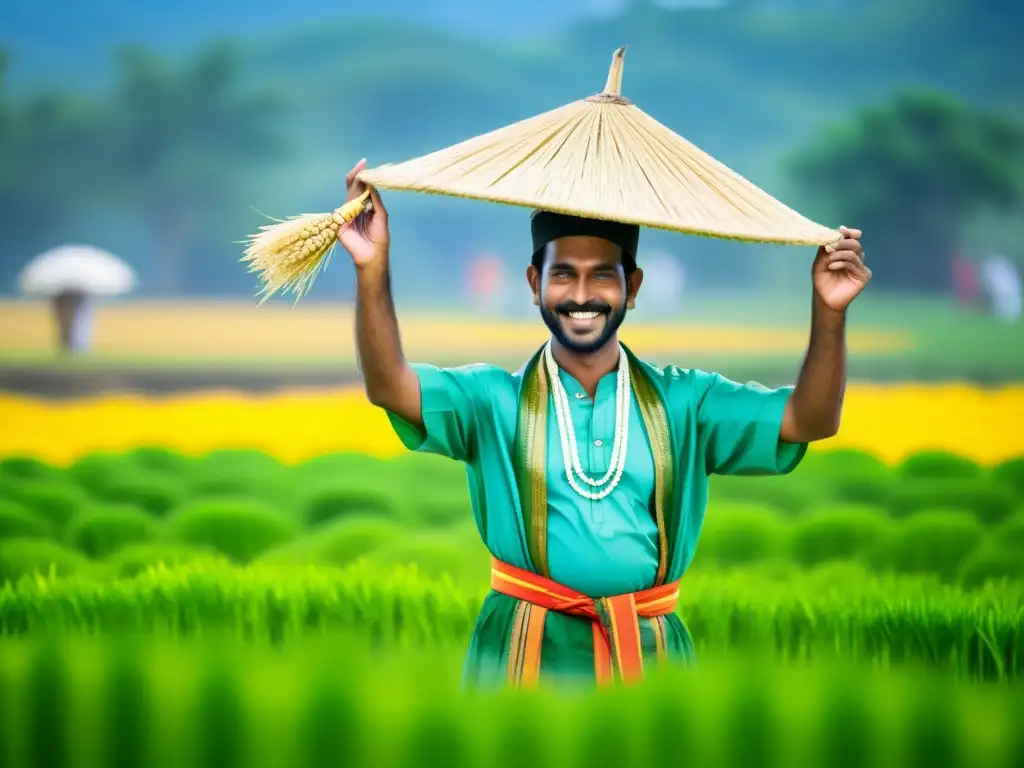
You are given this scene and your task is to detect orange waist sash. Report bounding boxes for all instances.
[490,558,680,686]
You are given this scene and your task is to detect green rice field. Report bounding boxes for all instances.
[1,439,1022,767]
[1,558,1022,768]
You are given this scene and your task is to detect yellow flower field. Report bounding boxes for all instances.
[0,383,1021,466]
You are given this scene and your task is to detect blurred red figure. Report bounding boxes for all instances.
[951,253,979,307]
[465,254,505,315]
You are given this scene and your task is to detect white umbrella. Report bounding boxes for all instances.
[17,244,136,297]
[16,244,136,353]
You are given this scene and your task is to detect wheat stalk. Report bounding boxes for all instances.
[242,190,371,303]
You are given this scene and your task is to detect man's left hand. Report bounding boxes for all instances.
[813,226,871,312]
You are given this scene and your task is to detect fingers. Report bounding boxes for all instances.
[345,158,367,202]
[825,238,861,253]
[824,230,865,270]
[368,185,387,220]
[822,250,872,278]
[822,249,864,266]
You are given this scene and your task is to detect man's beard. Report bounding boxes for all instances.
[539,300,627,355]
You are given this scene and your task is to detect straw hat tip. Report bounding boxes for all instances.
[603,46,628,97]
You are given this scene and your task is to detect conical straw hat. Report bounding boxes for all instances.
[243,46,840,301]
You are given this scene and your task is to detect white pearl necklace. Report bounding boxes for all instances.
[543,341,632,501]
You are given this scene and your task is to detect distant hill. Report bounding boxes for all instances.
[0,0,878,89]
[2,0,622,89]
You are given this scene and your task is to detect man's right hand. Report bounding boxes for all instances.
[337,158,390,269]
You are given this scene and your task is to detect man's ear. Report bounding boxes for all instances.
[526,265,540,306]
[626,267,643,310]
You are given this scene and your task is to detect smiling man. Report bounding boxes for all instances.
[339,160,871,688]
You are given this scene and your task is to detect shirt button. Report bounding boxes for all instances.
[594,439,603,447]
[574,392,586,399]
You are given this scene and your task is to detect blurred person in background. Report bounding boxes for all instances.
[951,252,980,309]
[337,158,871,688]
[980,254,1022,322]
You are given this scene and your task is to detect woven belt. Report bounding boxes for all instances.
[490,557,679,686]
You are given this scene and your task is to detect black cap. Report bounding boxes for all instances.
[530,210,640,267]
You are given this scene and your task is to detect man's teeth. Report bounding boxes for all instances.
[568,311,600,320]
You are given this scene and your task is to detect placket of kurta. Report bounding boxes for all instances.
[543,367,660,599]
[552,371,619,523]
[576,384,612,524]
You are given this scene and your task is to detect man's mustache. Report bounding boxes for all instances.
[554,301,611,314]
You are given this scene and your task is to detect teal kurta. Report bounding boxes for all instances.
[386,344,807,686]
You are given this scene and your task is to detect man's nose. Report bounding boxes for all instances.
[570,279,592,306]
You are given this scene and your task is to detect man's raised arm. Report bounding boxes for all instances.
[781,225,872,443]
[337,159,422,430]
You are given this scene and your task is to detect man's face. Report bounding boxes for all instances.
[528,236,642,355]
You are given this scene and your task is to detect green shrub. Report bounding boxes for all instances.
[0,537,92,584]
[196,449,282,478]
[794,450,897,507]
[208,448,280,465]
[387,453,468,492]
[166,498,299,563]
[0,499,50,540]
[408,486,472,528]
[188,450,291,503]
[991,457,1024,497]
[0,499,51,540]
[298,484,402,528]
[65,505,159,559]
[991,511,1024,549]
[123,446,196,478]
[67,453,134,499]
[189,474,260,500]
[887,478,1017,525]
[957,542,1024,589]
[692,502,790,567]
[0,455,61,483]
[91,471,185,517]
[882,510,985,581]
[708,474,817,515]
[258,516,404,567]
[801,449,889,477]
[104,542,231,579]
[293,452,393,484]
[898,451,983,480]
[790,504,891,568]
[0,481,89,533]
[827,469,898,509]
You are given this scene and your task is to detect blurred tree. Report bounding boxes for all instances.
[0,49,108,290]
[787,91,1024,293]
[102,42,287,295]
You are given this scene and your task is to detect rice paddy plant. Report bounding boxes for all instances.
[0,561,1020,682]
[0,636,1021,768]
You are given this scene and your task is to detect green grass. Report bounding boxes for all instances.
[0,630,1022,768]
[0,442,1021,766]
[2,560,1020,682]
